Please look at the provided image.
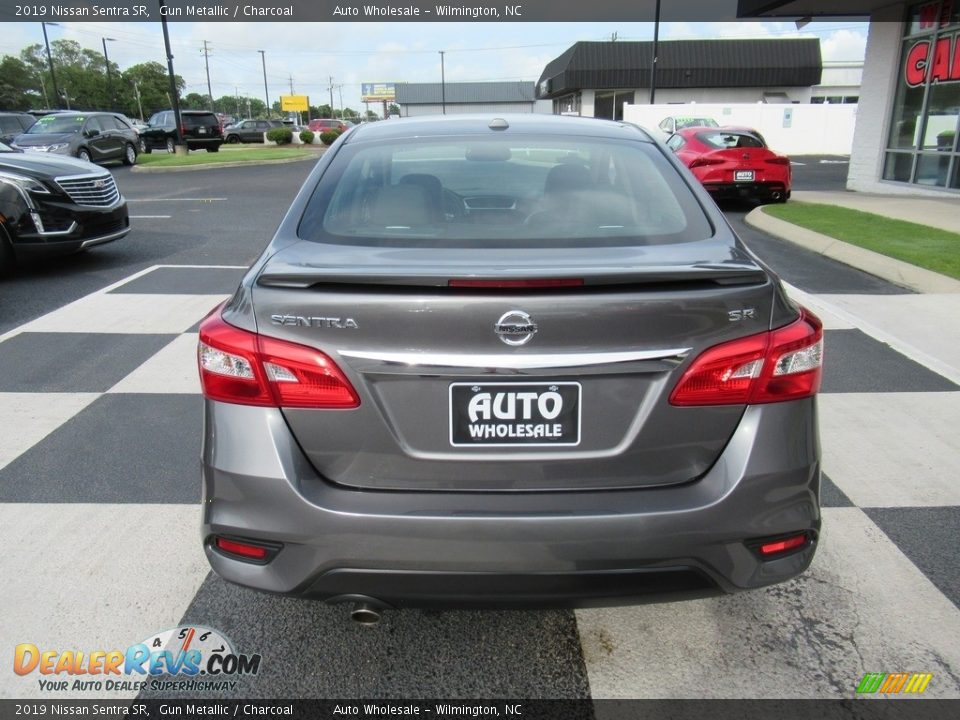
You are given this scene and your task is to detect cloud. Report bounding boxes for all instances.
[820,28,868,62]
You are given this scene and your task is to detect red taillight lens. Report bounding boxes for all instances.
[669,308,823,406]
[214,537,270,561]
[758,532,809,556]
[448,278,584,289]
[765,156,791,166]
[689,156,726,168]
[197,309,360,409]
[180,124,188,135]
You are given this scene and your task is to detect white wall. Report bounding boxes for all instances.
[623,102,858,155]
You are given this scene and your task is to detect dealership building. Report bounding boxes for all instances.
[536,38,823,118]
[740,0,959,195]
[395,82,551,116]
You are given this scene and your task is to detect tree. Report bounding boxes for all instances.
[0,55,40,110]
[181,92,208,110]
[122,62,185,118]
[364,109,380,121]
[20,39,121,111]
[388,103,400,117]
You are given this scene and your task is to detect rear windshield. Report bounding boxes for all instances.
[183,114,216,128]
[697,131,765,149]
[26,115,84,134]
[298,135,712,248]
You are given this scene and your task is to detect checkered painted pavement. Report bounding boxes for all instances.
[2,264,959,700]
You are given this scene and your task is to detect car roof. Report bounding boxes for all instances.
[343,114,655,143]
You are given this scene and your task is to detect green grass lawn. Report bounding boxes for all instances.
[137,146,315,167]
[763,201,960,280]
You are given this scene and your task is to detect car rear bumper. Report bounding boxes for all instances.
[703,182,789,201]
[201,398,821,608]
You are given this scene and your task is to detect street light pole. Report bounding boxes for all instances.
[258,50,270,117]
[439,50,446,115]
[41,22,60,109]
[159,0,184,147]
[649,0,661,105]
[102,37,115,109]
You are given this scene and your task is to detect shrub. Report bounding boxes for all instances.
[299,129,315,144]
[266,127,293,145]
[320,129,341,146]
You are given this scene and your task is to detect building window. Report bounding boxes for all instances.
[594,91,635,121]
[884,0,960,190]
[554,93,581,116]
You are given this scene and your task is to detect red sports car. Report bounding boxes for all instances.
[666,126,791,203]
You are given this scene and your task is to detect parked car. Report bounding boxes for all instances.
[307,118,350,134]
[656,115,719,139]
[666,126,791,203]
[12,111,140,166]
[0,112,36,145]
[223,119,285,144]
[140,110,223,153]
[197,114,823,619]
[0,141,129,273]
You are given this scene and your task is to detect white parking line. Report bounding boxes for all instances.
[130,215,172,219]
[0,265,245,344]
[126,197,227,202]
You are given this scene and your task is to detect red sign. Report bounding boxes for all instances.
[904,33,960,86]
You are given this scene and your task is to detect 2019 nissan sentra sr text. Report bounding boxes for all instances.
[197,115,823,613]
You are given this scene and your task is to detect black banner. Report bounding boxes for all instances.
[2,700,960,720]
[0,0,773,24]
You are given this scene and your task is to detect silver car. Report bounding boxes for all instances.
[198,115,823,621]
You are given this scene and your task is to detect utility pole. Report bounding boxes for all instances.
[649,0,661,105]
[41,21,61,108]
[102,37,115,109]
[258,50,269,117]
[337,84,344,120]
[328,76,335,118]
[202,40,214,112]
[159,0,184,147]
[439,50,446,115]
[133,81,144,121]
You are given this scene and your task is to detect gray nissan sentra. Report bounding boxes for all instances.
[197,114,823,622]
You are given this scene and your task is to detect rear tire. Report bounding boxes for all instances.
[226,135,240,144]
[208,145,220,153]
[77,148,91,163]
[122,143,137,166]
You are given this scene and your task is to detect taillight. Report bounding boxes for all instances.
[765,156,791,165]
[758,533,809,556]
[689,156,725,168]
[197,309,360,409]
[669,307,823,406]
[213,536,280,563]
[180,124,188,136]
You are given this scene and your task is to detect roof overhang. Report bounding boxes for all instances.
[737,0,885,17]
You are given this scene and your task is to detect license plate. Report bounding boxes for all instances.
[449,382,581,447]
[198,128,207,134]
[735,170,755,182]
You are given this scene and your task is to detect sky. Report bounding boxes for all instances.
[0,19,870,113]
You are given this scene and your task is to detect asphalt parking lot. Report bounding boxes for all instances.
[2,154,959,701]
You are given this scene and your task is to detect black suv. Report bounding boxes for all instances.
[141,110,223,153]
[0,141,129,273]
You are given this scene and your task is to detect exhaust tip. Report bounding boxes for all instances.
[350,603,382,626]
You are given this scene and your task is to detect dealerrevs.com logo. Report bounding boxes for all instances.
[13,626,261,693]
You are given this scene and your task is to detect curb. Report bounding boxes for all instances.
[131,152,319,173]
[745,206,960,294]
